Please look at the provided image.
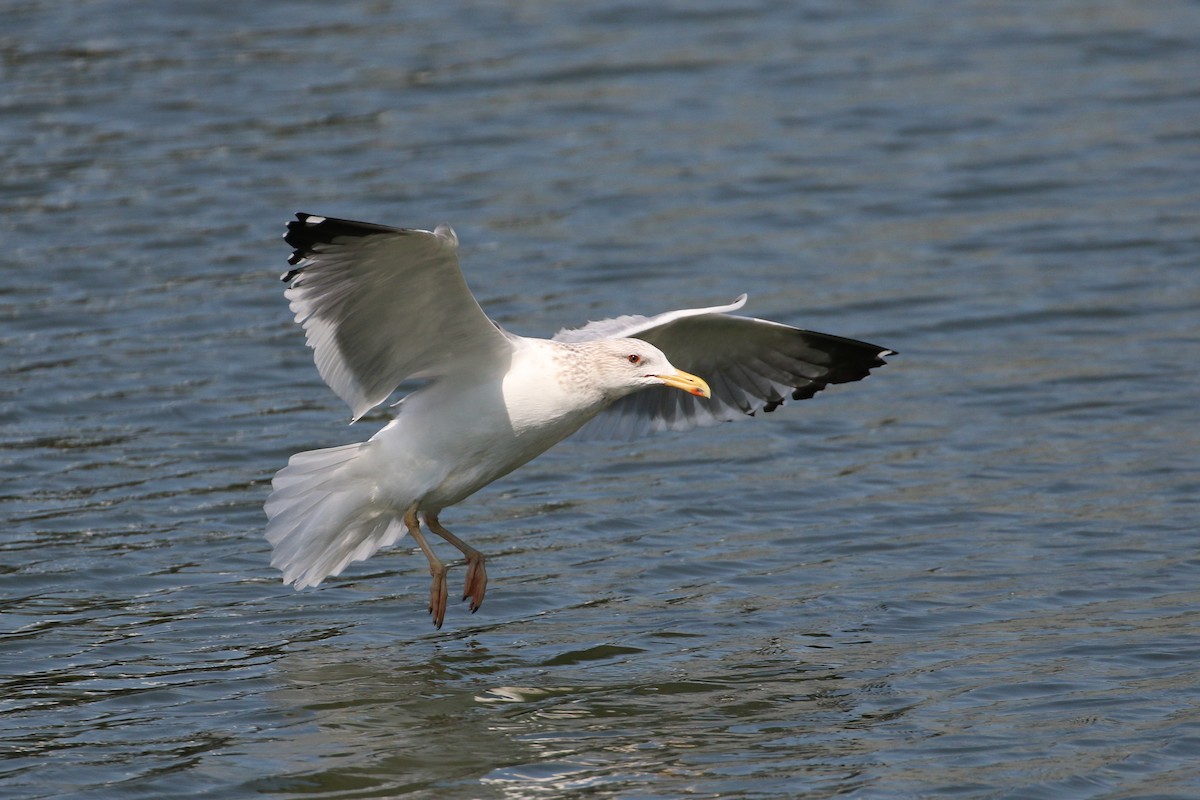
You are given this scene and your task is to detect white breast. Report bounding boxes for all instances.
[368,338,606,512]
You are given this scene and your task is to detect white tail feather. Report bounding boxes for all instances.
[265,443,407,588]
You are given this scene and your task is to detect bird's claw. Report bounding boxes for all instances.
[428,567,449,629]
[462,554,488,613]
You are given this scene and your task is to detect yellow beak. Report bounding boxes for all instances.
[656,368,711,398]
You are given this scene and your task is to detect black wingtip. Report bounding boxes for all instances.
[280,213,404,283]
[284,213,400,248]
[763,332,897,409]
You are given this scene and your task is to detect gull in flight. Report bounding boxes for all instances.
[265,214,895,628]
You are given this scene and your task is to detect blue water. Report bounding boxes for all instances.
[3,1,1199,798]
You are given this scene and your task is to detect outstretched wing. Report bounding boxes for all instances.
[281,213,512,420]
[555,296,894,439]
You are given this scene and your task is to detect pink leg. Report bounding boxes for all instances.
[426,512,488,613]
[403,504,448,629]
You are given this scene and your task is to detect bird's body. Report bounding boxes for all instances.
[379,337,657,512]
[265,213,894,627]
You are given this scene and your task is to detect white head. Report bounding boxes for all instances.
[582,338,711,402]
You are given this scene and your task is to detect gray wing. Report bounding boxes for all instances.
[282,213,512,420]
[555,296,895,439]
[553,295,751,343]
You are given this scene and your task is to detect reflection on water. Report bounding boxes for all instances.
[2,0,1199,798]
[240,630,869,798]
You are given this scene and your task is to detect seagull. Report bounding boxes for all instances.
[265,213,895,628]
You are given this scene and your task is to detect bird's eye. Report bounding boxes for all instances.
[627,354,641,364]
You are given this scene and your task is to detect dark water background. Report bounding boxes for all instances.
[3,1,1199,798]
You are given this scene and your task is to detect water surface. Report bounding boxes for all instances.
[3,1,1199,798]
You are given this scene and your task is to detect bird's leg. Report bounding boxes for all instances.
[403,504,448,629]
[426,512,488,613]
